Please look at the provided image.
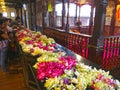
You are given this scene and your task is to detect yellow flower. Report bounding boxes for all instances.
[37,52,58,63]
[54,87,60,90]
[31,48,44,56]
[33,63,39,69]
[45,78,60,90]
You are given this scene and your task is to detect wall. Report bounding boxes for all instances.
[0,6,16,20]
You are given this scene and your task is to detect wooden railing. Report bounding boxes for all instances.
[69,25,120,36]
[43,28,91,59]
[43,28,120,70]
[102,36,120,69]
[67,32,91,58]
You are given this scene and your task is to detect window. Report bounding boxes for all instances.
[55,3,77,17]
[55,3,93,26]
[80,4,91,26]
[23,4,27,10]
[3,12,7,17]
[11,12,15,17]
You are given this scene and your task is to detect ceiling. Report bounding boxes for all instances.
[56,0,94,4]
[4,0,29,3]
[4,0,29,7]
[3,0,99,8]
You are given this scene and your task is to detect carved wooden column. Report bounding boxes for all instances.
[33,0,37,31]
[28,0,35,30]
[89,3,94,35]
[28,0,32,29]
[66,0,70,32]
[41,0,46,31]
[24,9,27,27]
[88,0,108,64]
[16,8,19,16]
[62,0,66,29]
[48,0,55,27]
[51,0,55,27]
[30,0,37,30]
[16,3,23,24]
[75,0,78,24]
[109,0,117,35]
[20,6,23,25]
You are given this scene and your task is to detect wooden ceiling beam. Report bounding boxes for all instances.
[4,0,19,3]
[4,0,30,8]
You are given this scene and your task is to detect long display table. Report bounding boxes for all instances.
[15,29,120,90]
[19,44,120,90]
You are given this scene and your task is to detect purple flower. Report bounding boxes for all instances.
[63,78,70,84]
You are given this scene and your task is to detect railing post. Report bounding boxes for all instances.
[88,0,108,65]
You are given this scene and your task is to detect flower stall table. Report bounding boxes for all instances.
[21,44,120,90]
[19,44,102,90]
[16,41,44,90]
[21,53,44,90]
[15,29,120,90]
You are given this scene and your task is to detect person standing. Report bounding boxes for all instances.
[0,19,9,72]
[10,16,21,29]
[3,18,12,32]
[0,13,3,19]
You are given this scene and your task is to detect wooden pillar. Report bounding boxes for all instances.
[66,0,70,32]
[89,3,94,35]
[29,0,35,30]
[48,0,55,27]
[15,3,22,21]
[62,0,66,29]
[109,0,117,35]
[75,0,78,24]
[29,0,36,30]
[16,8,19,16]
[33,0,37,31]
[88,0,108,64]
[41,0,45,32]
[28,0,32,29]
[24,9,27,27]
[20,7,23,25]
[78,5,81,20]
[52,0,55,27]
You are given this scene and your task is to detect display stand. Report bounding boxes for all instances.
[16,40,102,90]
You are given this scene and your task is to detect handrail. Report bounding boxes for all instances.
[104,35,120,38]
[43,27,120,71]
[44,27,92,38]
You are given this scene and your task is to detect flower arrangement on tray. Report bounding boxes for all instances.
[35,56,120,90]
[33,51,120,90]
[16,29,56,56]
[16,29,120,90]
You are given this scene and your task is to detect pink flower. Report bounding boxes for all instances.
[30,48,34,53]
[35,56,76,80]
[36,62,66,80]
[25,40,33,44]
[59,56,76,69]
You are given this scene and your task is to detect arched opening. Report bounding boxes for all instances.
[55,3,95,27]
